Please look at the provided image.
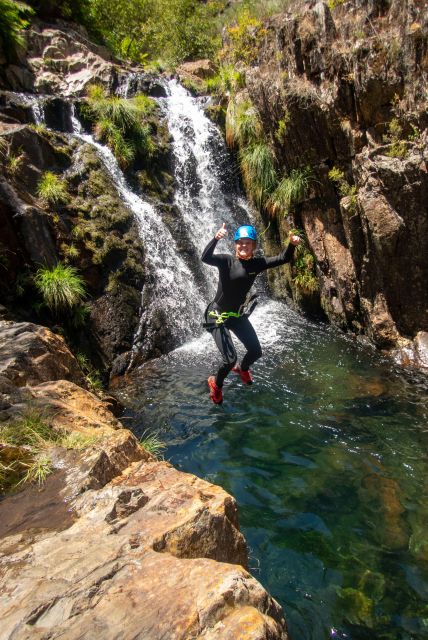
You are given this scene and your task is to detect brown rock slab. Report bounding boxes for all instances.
[0,321,85,389]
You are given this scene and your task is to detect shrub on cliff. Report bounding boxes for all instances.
[226,98,262,148]
[267,166,314,217]
[239,142,277,208]
[37,171,69,205]
[34,263,87,313]
[0,0,33,55]
[84,85,155,167]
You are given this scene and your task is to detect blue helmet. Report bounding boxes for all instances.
[234,225,257,242]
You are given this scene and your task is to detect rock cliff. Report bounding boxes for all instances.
[218,0,428,369]
[0,20,173,377]
[0,318,288,640]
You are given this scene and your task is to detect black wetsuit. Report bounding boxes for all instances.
[201,237,295,387]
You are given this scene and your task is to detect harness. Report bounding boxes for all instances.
[208,310,242,325]
[203,294,258,329]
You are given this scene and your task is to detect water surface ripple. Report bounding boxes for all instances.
[118,300,428,640]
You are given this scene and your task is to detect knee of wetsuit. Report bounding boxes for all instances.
[252,347,263,361]
[228,357,238,370]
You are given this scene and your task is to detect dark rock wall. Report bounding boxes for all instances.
[238,0,428,354]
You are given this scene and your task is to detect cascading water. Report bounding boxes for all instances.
[70,104,207,361]
[162,79,252,296]
[113,78,428,640]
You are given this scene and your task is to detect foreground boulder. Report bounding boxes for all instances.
[0,320,288,639]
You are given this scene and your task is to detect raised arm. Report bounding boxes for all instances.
[201,223,228,266]
[257,233,300,271]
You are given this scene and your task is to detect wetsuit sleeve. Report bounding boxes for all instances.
[256,242,296,272]
[201,237,227,266]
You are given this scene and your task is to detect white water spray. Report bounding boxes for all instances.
[162,79,252,298]
[70,105,206,360]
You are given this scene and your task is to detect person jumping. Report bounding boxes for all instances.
[202,223,300,404]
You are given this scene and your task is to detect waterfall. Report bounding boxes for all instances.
[70,81,254,363]
[70,104,206,362]
[162,79,251,298]
[31,99,45,125]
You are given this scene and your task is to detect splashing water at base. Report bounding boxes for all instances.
[117,300,428,640]
[70,106,206,358]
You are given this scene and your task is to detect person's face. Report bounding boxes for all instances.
[235,238,256,260]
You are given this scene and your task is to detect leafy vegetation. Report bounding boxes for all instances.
[5,150,24,175]
[292,234,319,295]
[383,117,408,159]
[34,263,87,313]
[76,352,104,392]
[275,110,291,144]
[239,142,277,208]
[0,409,100,493]
[221,9,266,65]
[328,166,358,213]
[140,429,166,458]
[0,0,33,53]
[267,166,314,216]
[226,98,262,148]
[83,85,155,167]
[204,65,245,96]
[37,171,69,205]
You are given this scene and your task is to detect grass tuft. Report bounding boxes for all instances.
[34,263,87,313]
[140,430,166,459]
[268,166,314,216]
[37,171,69,205]
[239,142,277,208]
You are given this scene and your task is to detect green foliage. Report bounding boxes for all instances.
[34,263,87,313]
[275,110,291,144]
[0,0,33,53]
[268,166,314,216]
[0,409,99,492]
[222,9,266,65]
[204,65,245,96]
[70,303,90,328]
[88,0,223,65]
[60,242,80,261]
[27,0,91,23]
[37,171,69,205]
[328,166,358,212]
[84,85,155,167]
[6,150,24,175]
[140,429,166,458]
[239,142,277,208]
[226,98,262,148]
[76,352,104,392]
[293,240,319,295]
[20,455,53,486]
[383,117,408,159]
[60,431,99,449]
[0,410,59,448]
[327,0,345,9]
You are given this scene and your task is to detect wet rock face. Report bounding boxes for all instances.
[241,0,428,357]
[0,122,145,374]
[0,319,288,640]
[0,320,85,389]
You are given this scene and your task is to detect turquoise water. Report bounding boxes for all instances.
[118,300,428,640]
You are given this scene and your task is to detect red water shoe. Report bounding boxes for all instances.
[208,376,223,404]
[232,366,253,385]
